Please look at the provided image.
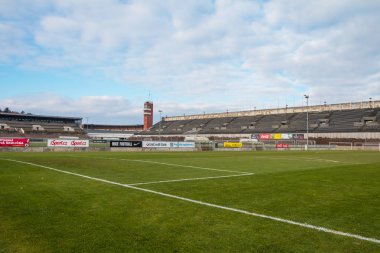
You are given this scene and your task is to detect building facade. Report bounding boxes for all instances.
[144,101,153,130]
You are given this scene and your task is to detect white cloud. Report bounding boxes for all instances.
[0,93,242,124]
[1,0,380,118]
[0,94,142,124]
[263,0,380,30]
[0,23,31,61]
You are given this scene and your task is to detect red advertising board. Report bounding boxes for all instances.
[47,139,89,148]
[259,134,271,140]
[276,143,289,149]
[0,138,29,147]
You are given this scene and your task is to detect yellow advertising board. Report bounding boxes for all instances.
[274,133,282,140]
[224,142,243,148]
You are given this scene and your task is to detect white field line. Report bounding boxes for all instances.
[2,158,380,245]
[252,156,344,163]
[82,156,250,174]
[129,173,254,186]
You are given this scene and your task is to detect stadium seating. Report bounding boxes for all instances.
[143,108,380,135]
[0,113,85,138]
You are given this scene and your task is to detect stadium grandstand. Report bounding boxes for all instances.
[0,111,85,138]
[83,124,143,140]
[2,100,380,144]
[136,100,380,144]
[0,101,149,141]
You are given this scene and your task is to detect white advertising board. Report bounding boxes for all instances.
[170,142,195,148]
[142,141,195,148]
[281,134,292,139]
[48,139,89,148]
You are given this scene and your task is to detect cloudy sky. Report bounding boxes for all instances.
[1,0,379,124]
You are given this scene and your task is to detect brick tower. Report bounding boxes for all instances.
[143,101,153,130]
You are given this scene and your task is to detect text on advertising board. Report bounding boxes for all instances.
[259,134,271,140]
[276,143,289,149]
[258,133,304,140]
[224,142,243,148]
[110,141,142,147]
[92,140,108,144]
[47,139,89,148]
[142,141,195,148]
[169,142,195,148]
[0,138,29,147]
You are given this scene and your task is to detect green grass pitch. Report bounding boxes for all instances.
[1,151,380,252]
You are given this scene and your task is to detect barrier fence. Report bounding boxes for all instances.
[1,138,379,152]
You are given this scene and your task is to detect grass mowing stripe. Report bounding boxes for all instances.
[128,173,255,186]
[70,156,250,174]
[3,158,380,245]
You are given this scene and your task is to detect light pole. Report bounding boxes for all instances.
[85,117,89,132]
[304,95,309,150]
[369,97,372,108]
[159,110,162,141]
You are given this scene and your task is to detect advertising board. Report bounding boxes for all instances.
[0,138,29,147]
[276,143,289,149]
[169,142,195,148]
[258,133,303,140]
[281,134,293,139]
[110,141,142,148]
[142,141,195,148]
[293,134,305,140]
[142,141,170,148]
[251,134,260,140]
[259,134,271,140]
[224,142,243,148]
[48,139,89,148]
[93,140,108,144]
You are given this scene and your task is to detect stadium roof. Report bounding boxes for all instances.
[164,100,380,121]
[0,112,82,121]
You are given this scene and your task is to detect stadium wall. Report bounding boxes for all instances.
[308,132,380,139]
[135,132,380,139]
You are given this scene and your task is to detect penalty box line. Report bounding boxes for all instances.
[3,158,380,245]
[129,173,254,186]
[251,156,345,164]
